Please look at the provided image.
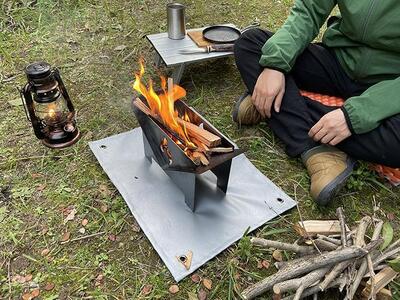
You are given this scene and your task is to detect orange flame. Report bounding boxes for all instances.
[133,59,195,148]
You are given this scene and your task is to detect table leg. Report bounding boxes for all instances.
[155,52,163,68]
[171,63,185,84]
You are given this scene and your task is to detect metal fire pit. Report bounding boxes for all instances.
[132,96,243,211]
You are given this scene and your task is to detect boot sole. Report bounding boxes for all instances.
[315,157,356,206]
[232,92,250,124]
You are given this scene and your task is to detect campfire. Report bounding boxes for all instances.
[131,60,242,211]
[132,59,233,166]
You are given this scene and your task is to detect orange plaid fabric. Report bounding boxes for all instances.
[300,90,400,186]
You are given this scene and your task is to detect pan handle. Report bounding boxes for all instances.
[240,21,260,33]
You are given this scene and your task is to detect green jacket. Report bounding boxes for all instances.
[259,0,400,134]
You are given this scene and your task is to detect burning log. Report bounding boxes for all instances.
[177,118,221,148]
[241,208,400,300]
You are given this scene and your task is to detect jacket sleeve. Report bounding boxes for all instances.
[343,77,400,134]
[259,0,336,72]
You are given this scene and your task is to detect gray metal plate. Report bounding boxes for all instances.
[89,129,296,281]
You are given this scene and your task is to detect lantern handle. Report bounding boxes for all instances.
[20,83,45,139]
[53,68,75,115]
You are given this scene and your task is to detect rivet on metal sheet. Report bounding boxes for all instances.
[177,250,193,270]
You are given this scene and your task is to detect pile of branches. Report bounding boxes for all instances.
[241,207,400,300]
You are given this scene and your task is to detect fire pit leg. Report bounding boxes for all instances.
[165,170,196,211]
[142,134,154,163]
[211,159,232,193]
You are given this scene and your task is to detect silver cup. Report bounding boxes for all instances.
[167,3,186,40]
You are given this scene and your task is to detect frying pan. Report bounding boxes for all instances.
[202,22,260,44]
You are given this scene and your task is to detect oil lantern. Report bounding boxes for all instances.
[20,61,80,148]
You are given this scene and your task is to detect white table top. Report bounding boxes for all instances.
[146,25,235,67]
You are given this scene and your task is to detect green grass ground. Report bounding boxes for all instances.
[0,1,399,299]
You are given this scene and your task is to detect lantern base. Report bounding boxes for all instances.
[42,129,81,149]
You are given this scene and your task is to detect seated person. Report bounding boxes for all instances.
[232,0,400,205]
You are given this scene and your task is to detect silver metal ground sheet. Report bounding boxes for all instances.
[89,128,296,281]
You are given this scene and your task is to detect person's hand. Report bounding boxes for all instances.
[309,108,352,146]
[252,68,285,118]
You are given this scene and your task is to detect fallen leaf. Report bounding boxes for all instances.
[261,260,270,269]
[44,282,55,291]
[114,45,127,51]
[256,260,263,269]
[100,204,108,213]
[24,274,33,282]
[380,222,394,251]
[36,184,46,192]
[22,292,32,300]
[198,288,207,300]
[387,213,395,221]
[141,284,153,295]
[202,278,212,290]
[64,207,77,224]
[96,274,104,281]
[191,273,201,283]
[31,173,43,179]
[41,249,50,256]
[60,231,71,242]
[12,274,26,283]
[169,284,179,294]
[234,272,241,280]
[99,185,112,197]
[31,289,40,298]
[81,218,89,226]
[272,250,283,262]
[108,234,116,241]
[79,227,86,234]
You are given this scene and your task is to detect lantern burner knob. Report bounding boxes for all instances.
[25,61,52,82]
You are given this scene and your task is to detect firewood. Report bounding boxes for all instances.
[316,234,342,246]
[241,245,373,299]
[177,118,221,148]
[192,151,209,166]
[208,147,234,153]
[359,281,392,300]
[337,207,348,247]
[319,207,351,292]
[293,220,350,238]
[251,238,316,255]
[313,239,339,251]
[190,137,210,154]
[273,267,330,299]
[281,276,346,300]
[349,220,384,299]
[361,267,398,299]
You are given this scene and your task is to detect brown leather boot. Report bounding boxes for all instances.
[232,92,263,125]
[302,145,356,206]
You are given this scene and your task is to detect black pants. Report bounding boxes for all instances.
[234,29,400,168]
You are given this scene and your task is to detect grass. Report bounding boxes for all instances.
[0,0,399,299]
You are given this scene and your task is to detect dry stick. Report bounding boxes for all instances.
[384,238,400,253]
[367,255,376,300]
[241,245,375,300]
[273,267,330,300]
[251,237,316,255]
[60,231,105,244]
[319,207,351,292]
[281,277,346,300]
[313,239,340,252]
[373,246,400,268]
[316,234,342,246]
[348,220,384,300]
[295,203,321,254]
